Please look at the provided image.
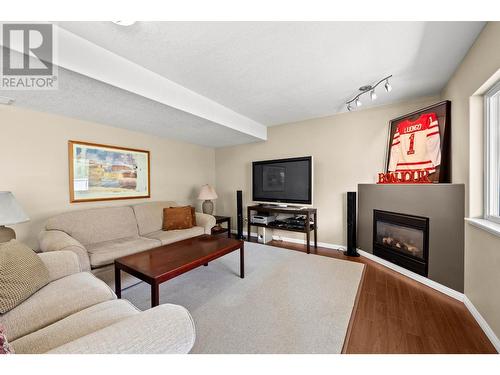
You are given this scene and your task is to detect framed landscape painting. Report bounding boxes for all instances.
[68,141,150,203]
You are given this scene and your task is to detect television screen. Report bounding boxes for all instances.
[252,156,312,204]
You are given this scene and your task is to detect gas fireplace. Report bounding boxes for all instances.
[373,210,429,276]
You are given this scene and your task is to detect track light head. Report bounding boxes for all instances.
[347,103,352,112]
[385,79,392,93]
[370,90,377,101]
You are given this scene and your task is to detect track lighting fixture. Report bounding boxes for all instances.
[345,75,392,112]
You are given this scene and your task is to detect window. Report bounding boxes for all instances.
[485,80,500,224]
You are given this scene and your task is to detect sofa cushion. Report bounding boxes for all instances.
[87,236,161,268]
[0,240,50,314]
[11,300,139,354]
[132,201,178,236]
[38,251,81,283]
[45,206,139,246]
[0,272,115,342]
[144,227,204,245]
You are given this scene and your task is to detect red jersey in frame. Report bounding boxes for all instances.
[388,112,441,175]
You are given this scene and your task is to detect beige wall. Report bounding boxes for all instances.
[0,105,215,248]
[441,21,500,339]
[465,225,500,336]
[215,96,439,245]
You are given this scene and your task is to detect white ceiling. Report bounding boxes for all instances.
[1,21,486,147]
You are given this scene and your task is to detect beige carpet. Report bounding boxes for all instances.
[122,242,364,354]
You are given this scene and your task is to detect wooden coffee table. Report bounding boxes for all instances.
[114,234,244,307]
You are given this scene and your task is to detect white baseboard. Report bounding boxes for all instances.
[463,296,500,353]
[236,230,499,352]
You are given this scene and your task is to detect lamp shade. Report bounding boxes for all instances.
[198,184,218,200]
[0,192,29,226]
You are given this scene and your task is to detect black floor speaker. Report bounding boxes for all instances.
[236,190,244,240]
[344,191,360,257]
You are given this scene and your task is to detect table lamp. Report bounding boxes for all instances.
[198,184,218,215]
[0,192,30,243]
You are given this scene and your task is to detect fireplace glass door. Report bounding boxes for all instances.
[375,221,424,260]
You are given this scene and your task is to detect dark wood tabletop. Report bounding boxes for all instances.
[114,234,244,307]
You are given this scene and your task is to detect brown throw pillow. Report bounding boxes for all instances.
[0,240,50,314]
[163,206,196,231]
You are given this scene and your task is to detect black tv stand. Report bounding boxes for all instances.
[247,204,317,254]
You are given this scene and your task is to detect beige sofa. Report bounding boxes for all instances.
[0,251,195,354]
[38,201,215,287]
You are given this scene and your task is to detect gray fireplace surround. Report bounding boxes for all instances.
[358,184,465,292]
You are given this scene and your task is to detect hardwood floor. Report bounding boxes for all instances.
[263,239,497,354]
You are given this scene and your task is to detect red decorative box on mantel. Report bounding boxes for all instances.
[377,170,432,184]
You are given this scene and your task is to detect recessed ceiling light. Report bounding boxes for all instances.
[112,21,136,26]
[0,96,15,105]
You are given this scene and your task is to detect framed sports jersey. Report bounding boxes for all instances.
[385,101,451,183]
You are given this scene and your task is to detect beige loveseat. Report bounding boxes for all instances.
[38,201,216,287]
[0,251,195,354]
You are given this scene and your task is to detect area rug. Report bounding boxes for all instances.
[122,242,364,354]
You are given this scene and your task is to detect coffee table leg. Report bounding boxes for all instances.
[114,264,121,299]
[151,281,160,307]
[240,243,245,279]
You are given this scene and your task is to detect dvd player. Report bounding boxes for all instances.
[251,214,277,225]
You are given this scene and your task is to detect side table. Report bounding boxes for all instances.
[211,215,231,238]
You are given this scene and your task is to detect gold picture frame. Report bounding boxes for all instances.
[68,140,151,203]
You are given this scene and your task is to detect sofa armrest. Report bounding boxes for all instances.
[195,212,216,234]
[47,304,196,354]
[38,230,91,272]
[37,251,81,282]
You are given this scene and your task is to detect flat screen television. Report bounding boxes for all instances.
[252,156,312,204]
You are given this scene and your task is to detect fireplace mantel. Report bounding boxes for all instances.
[358,183,465,292]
